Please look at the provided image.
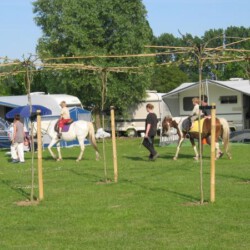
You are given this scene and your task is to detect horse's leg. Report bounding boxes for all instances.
[215,142,223,159]
[47,139,58,160]
[173,137,185,160]
[76,139,85,162]
[191,138,199,161]
[56,141,62,161]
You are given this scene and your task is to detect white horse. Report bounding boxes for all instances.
[32,119,100,162]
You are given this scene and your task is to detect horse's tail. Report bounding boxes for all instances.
[219,118,232,159]
[88,122,100,159]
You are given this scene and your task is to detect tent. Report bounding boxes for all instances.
[69,107,91,122]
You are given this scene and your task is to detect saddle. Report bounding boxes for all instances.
[54,119,74,133]
[182,118,206,133]
[182,118,192,132]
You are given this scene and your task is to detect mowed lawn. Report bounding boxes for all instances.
[1,138,249,250]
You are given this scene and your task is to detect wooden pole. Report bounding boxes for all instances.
[210,103,216,203]
[198,56,204,204]
[37,110,44,200]
[110,106,118,183]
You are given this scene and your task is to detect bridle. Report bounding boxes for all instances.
[163,117,185,136]
[32,120,54,136]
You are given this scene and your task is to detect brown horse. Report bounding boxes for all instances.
[162,116,231,160]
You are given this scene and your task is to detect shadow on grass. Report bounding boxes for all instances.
[124,156,147,161]
[122,178,199,202]
[216,173,250,183]
[1,179,32,200]
[124,153,211,161]
[64,168,103,182]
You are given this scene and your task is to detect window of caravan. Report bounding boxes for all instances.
[220,96,237,104]
[183,97,196,111]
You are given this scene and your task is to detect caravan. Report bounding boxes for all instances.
[162,78,250,131]
[0,92,82,119]
[111,90,171,137]
[0,92,88,148]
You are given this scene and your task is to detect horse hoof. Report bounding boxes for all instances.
[219,152,224,158]
[173,157,177,160]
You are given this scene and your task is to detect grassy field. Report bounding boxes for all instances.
[1,138,249,250]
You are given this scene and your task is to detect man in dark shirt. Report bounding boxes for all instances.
[200,95,211,117]
[142,103,159,160]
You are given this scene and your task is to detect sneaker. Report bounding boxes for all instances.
[148,154,153,159]
[12,159,19,163]
[152,153,159,160]
[19,161,25,164]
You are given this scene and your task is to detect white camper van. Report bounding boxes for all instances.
[0,92,84,149]
[162,79,250,131]
[112,90,171,137]
[0,92,82,118]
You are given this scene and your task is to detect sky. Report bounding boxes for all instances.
[0,0,249,60]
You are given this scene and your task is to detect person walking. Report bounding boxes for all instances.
[143,103,159,160]
[11,114,25,163]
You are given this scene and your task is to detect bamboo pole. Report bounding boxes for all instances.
[37,110,44,200]
[198,56,204,205]
[210,103,216,203]
[110,106,118,183]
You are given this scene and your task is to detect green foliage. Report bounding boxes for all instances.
[0,140,250,249]
[0,60,27,95]
[150,65,189,93]
[150,27,250,87]
[32,0,154,113]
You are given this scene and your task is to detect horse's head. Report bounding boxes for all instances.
[162,115,173,135]
[29,120,54,138]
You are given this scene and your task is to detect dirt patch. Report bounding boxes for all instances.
[15,200,40,206]
[96,179,113,185]
[238,180,250,184]
[181,201,209,206]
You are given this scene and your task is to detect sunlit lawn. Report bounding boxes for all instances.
[1,138,249,249]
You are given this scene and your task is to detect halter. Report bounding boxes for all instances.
[32,119,54,136]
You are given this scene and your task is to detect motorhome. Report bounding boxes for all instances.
[0,92,82,119]
[111,90,171,137]
[162,78,250,131]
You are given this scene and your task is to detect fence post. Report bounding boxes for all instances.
[210,103,216,203]
[110,106,118,183]
[37,110,44,200]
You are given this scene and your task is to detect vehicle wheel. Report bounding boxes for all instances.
[126,129,137,137]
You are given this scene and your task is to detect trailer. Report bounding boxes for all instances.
[110,90,171,137]
[162,78,250,131]
[0,92,90,148]
[0,92,82,119]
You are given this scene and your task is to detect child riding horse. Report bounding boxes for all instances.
[162,116,231,160]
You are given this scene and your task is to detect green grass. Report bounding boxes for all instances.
[1,138,249,250]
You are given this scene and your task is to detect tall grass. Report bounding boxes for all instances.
[1,138,249,250]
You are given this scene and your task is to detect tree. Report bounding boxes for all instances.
[32,0,154,117]
[200,26,250,80]
[150,65,188,93]
[0,59,26,95]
